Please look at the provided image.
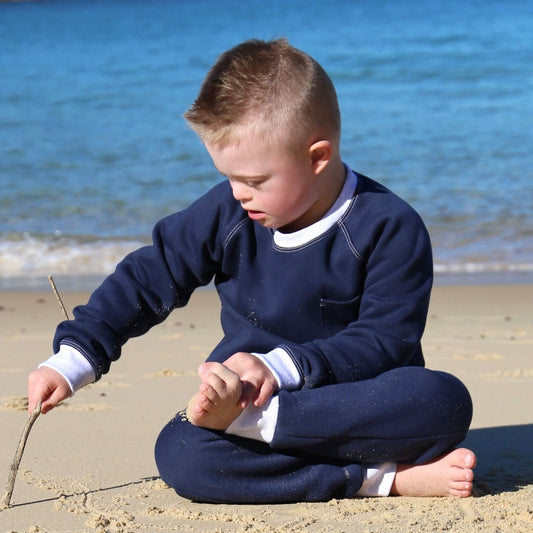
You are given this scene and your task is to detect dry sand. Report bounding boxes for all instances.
[0,285,531,532]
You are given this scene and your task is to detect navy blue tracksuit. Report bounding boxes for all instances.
[54,171,473,502]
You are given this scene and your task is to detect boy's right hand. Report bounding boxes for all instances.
[223,352,278,408]
[27,367,71,415]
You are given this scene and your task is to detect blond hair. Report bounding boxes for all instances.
[184,39,340,149]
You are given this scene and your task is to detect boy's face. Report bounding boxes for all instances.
[206,133,331,233]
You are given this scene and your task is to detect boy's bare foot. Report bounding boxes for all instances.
[186,362,243,430]
[391,448,477,497]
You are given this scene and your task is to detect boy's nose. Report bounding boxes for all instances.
[230,181,252,203]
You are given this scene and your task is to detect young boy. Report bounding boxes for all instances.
[28,39,475,503]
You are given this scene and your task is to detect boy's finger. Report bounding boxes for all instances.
[27,397,41,415]
[40,397,56,415]
[28,385,49,414]
[199,382,219,404]
[201,363,242,403]
[253,381,277,407]
[40,387,69,414]
[239,380,258,408]
[202,362,240,389]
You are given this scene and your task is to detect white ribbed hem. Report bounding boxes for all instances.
[38,344,96,393]
[355,462,397,497]
[225,395,279,443]
[252,348,301,390]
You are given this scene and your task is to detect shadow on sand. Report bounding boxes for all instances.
[7,476,160,510]
[462,424,533,494]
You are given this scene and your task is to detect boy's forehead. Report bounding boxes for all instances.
[205,139,273,178]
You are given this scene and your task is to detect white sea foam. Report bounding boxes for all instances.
[0,237,145,279]
[1,236,532,292]
[434,262,533,274]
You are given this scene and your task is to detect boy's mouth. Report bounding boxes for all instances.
[246,210,265,220]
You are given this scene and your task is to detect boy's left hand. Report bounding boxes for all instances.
[223,352,278,408]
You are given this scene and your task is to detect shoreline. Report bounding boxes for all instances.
[1,285,531,531]
[2,269,533,293]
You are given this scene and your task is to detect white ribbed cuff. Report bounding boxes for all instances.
[38,344,96,393]
[225,395,279,443]
[356,462,397,497]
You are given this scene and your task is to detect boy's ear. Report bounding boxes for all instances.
[308,140,332,175]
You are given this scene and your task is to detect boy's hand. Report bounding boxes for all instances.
[28,367,71,415]
[223,352,278,408]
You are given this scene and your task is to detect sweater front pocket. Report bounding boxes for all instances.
[320,295,361,337]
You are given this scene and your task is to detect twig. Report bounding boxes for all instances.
[0,399,42,510]
[0,277,69,509]
[0,278,71,509]
[48,275,70,320]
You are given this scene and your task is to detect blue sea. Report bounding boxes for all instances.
[1,0,532,290]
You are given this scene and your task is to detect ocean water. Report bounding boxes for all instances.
[1,0,532,289]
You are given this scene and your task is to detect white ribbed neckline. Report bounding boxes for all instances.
[273,166,357,249]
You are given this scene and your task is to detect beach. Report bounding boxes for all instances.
[0,285,531,532]
[1,1,532,530]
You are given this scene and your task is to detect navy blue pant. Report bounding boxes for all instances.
[155,367,472,503]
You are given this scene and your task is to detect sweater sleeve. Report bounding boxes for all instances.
[53,183,235,380]
[278,204,433,388]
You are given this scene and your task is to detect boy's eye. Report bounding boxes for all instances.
[223,173,265,190]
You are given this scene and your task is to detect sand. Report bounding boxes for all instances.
[0,285,531,532]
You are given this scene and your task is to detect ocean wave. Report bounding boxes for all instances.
[0,236,146,279]
[434,262,533,274]
[1,237,532,288]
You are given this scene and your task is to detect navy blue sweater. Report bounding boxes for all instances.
[55,172,433,389]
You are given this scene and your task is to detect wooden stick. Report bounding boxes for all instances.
[48,275,70,320]
[0,399,42,510]
[0,277,69,509]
